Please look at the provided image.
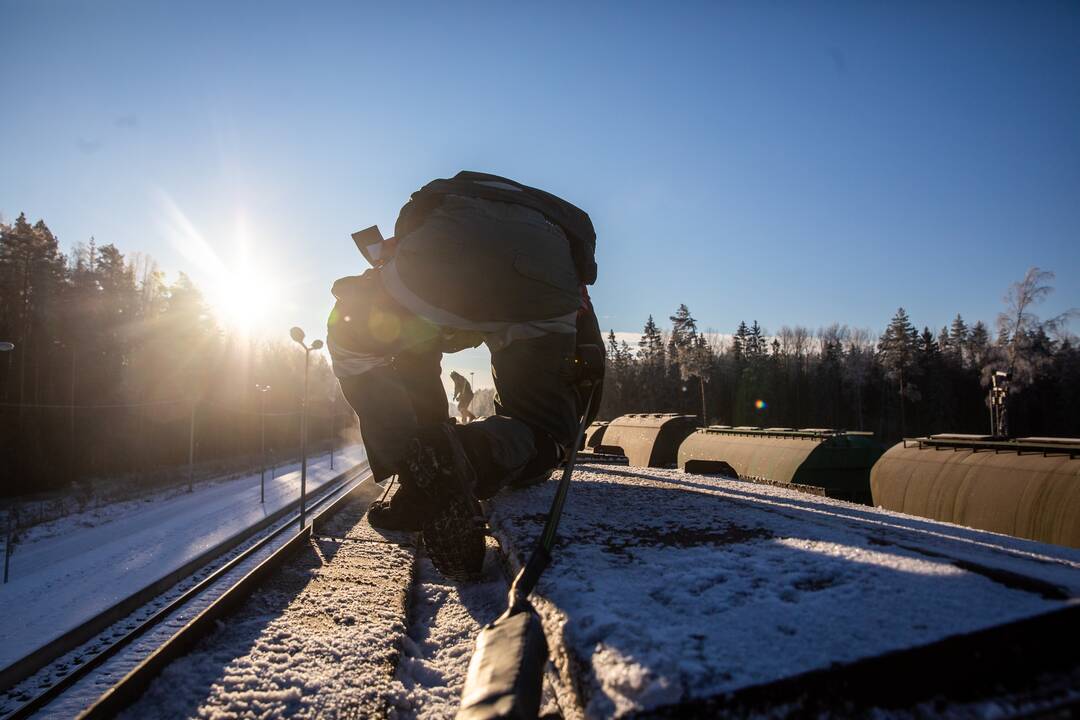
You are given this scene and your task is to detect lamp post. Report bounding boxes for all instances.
[290,327,323,530]
[330,392,336,471]
[188,400,197,492]
[255,384,271,503]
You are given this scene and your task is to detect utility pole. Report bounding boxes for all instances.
[187,401,197,492]
[699,375,707,426]
[898,366,906,439]
[256,384,271,503]
[330,393,336,471]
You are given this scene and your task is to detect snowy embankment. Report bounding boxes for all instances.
[487,464,1080,718]
[0,445,367,671]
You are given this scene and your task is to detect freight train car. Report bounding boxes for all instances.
[583,421,610,451]
[870,434,1080,547]
[597,413,699,468]
[678,426,884,503]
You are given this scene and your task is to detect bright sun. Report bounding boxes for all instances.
[157,193,287,337]
[207,268,277,334]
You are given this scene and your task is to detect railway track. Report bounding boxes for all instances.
[0,461,375,720]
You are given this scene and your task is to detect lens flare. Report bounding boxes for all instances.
[754,399,767,410]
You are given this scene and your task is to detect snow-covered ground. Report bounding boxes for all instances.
[0,445,367,672]
[487,463,1080,718]
[61,462,1080,718]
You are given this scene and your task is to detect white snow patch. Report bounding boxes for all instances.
[487,465,1080,717]
[0,446,366,671]
[389,542,509,719]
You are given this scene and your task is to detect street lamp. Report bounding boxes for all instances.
[289,327,323,530]
[255,384,271,503]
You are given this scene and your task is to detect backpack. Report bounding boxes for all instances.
[393,171,598,285]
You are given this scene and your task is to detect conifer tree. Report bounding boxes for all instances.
[967,321,991,369]
[669,304,699,349]
[732,321,748,363]
[948,314,969,366]
[636,315,666,410]
[668,306,711,423]
[879,308,920,437]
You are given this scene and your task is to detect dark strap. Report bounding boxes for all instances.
[509,384,598,602]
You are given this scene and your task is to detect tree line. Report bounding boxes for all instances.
[0,213,348,498]
[3,210,1075,498]
[598,268,1078,441]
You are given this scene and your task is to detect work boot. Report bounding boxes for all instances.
[405,423,486,581]
[367,479,428,532]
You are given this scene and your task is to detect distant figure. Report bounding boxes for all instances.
[450,371,477,423]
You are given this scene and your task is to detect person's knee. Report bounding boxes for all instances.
[327,270,441,361]
[491,333,580,449]
[456,418,538,498]
[511,428,562,488]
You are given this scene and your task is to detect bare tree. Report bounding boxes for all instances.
[843,329,876,430]
[987,267,1078,388]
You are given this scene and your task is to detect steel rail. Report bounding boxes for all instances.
[74,468,382,719]
[2,461,372,720]
[0,460,364,695]
[0,460,363,694]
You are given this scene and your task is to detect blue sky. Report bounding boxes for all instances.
[2,1,1078,387]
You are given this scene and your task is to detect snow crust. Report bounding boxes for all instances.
[486,464,1080,718]
[0,446,366,671]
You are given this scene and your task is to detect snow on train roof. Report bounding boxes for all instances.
[486,464,1080,718]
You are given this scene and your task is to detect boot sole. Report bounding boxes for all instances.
[407,428,486,581]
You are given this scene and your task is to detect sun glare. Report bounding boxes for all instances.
[157,191,288,337]
[207,267,277,334]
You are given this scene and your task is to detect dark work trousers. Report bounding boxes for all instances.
[337,331,579,499]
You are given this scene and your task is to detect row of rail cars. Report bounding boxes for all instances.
[584,413,1080,548]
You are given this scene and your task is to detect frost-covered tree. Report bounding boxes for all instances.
[986,267,1078,389]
